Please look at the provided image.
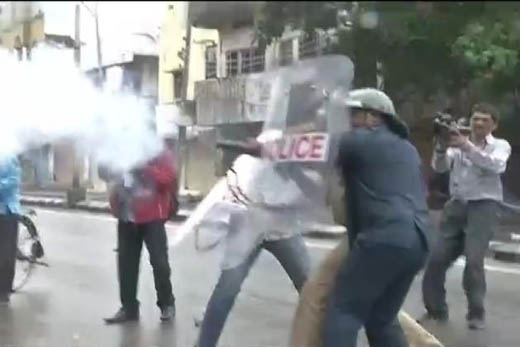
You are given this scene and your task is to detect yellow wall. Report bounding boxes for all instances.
[0,15,44,49]
[187,26,218,100]
[158,2,218,104]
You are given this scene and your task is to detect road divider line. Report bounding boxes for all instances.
[304,240,520,276]
[454,258,520,276]
[35,208,116,222]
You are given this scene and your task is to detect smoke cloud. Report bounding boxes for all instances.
[0,45,173,174]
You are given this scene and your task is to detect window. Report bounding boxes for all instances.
[205,46,217,79]
[226,51,238,77]
[225,48,265,76]
[240,48,265,74]
[279,39,293,66]
[298,31,321,60]
[173,71,182,100]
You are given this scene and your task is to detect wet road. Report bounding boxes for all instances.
[1,208,519,347]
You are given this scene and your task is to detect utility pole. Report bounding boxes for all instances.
[81,1,103,86]
[81,1,103,189]
[67,3,86,206]
[177,9,192,193]
[95,7,102,82]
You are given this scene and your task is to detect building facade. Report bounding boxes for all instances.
[162,1,335,195]
[0,1,84,189]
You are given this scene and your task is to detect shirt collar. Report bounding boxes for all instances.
[485,133,495,144]
[471,133,495,148]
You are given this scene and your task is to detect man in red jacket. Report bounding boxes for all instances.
[99,143,178,324]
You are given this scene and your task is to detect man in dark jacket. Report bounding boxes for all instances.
[323,88,432,347]
[100,143,178,324]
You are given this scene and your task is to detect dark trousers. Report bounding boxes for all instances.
[0,214,18,295]
[323,234,427,347]
[422,199,498,319]
[117,220,175,312]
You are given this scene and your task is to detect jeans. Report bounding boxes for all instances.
[198,234,311,347]
[0,214,18,295]
[323,234,427,347]
[422,199,499,319]
[117,220,175,312]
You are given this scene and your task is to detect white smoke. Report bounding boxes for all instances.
[0,45,172,174]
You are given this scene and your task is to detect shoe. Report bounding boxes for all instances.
[467,317,486,330]
[104,307,139,324]
[194,308,206,328]
[160,305,175,322]
[194,316,203,328]
[416,311,449,324]
[0,293,10,306]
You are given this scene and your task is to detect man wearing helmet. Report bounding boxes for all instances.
[322,88,433,346]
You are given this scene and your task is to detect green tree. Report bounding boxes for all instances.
[452,3,520,111]
[257,3,480,90]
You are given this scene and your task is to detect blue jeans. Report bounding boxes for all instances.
[198,234,311,347]
[323,234,427,347]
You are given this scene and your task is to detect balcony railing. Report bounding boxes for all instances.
[299,32,321,60]
[240,52,265,74]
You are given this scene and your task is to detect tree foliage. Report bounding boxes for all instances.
[255,1,520,111]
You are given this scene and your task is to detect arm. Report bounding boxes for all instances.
[140,150,177,191]
[431,145,454,173]
[0,158,21,196]
[216,139,262,157]
[461,139,511,174]
[335,132,358,174]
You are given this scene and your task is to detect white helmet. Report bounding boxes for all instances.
[345,88,409,138]
[345,88,397,117]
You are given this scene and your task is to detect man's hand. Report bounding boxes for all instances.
[448,128,471,150]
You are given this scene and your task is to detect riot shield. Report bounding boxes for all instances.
[261,54,354,138]
[227,55,354,229]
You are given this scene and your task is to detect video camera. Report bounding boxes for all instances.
[433,111,471,143]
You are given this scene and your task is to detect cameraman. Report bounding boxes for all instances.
[420,103,512,330]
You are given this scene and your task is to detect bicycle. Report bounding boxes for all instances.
[12,208,48,292]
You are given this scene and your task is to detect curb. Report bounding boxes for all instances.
[20,196,348,239]
[489,241,520,264]
[305,224,347,239]
[20,197,190,222]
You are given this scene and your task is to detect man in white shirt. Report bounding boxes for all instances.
[420,103,512,330]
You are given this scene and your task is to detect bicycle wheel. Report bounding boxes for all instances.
[12,215,38,292]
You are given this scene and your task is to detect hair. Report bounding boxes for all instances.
[351,107,409,139]
[471,102,499,122]
[382,113,410,139]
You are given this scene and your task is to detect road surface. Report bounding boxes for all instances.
[1,208,519,347]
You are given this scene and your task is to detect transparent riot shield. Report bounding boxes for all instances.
[227,55,354,231]
[182,55,354,270]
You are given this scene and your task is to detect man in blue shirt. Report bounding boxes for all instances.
[323,88,432,347]
[0,155,21,304]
